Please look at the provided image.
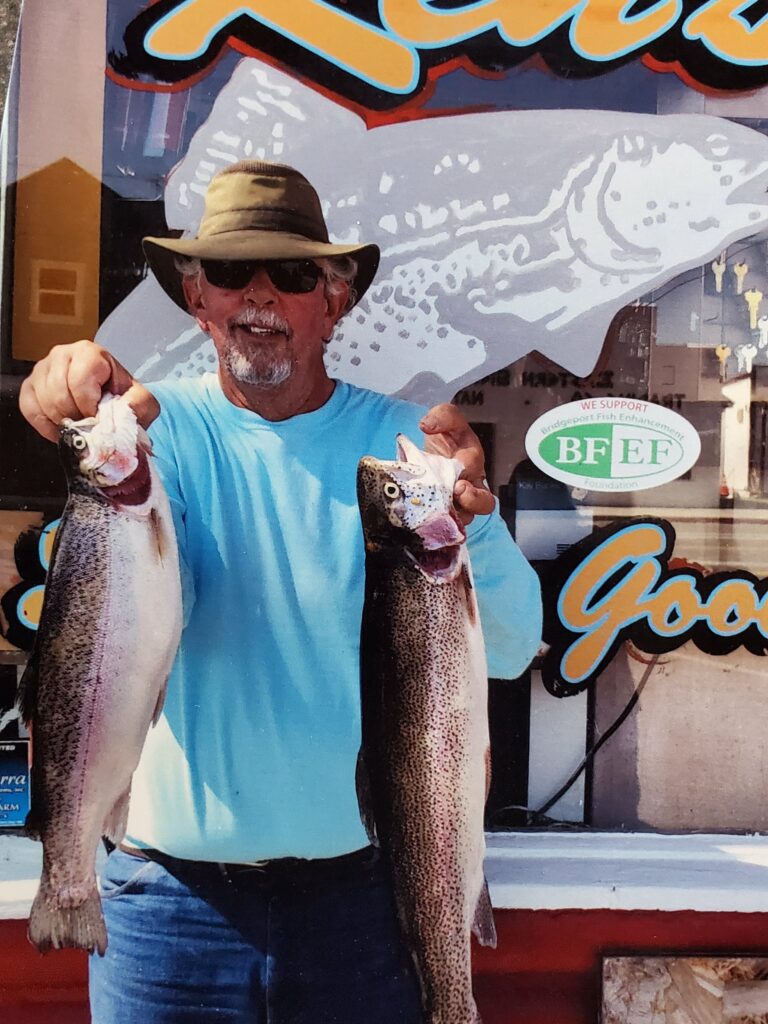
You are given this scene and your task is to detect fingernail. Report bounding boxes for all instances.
[420,416,436,430]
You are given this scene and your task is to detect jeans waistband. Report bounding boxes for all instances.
[117,842,379,888]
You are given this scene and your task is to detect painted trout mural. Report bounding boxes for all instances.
[98,58,768,402]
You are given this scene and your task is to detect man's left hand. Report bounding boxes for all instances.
[419,404,495,525]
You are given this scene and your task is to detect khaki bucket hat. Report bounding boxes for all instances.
[142,160,380,311]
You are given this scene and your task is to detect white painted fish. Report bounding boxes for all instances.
[19,394,182,955]
[356,435,495,1024]
[98,58,768,400]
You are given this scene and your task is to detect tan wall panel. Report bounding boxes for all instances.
[10,0,107,361]
[11,159,100,360]
[592,643,768,831]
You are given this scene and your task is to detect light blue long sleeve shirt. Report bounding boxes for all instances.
[125,374,541,861]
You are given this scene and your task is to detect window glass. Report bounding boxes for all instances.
[4,0,768,836]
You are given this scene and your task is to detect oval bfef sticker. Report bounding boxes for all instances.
[525,398,701,492]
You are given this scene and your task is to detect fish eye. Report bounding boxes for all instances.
[71,434,88,451]
[383,481,400,500]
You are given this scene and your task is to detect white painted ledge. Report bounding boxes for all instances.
[4,832,768,920]
[0,835,42,919]
[486,832,768,913]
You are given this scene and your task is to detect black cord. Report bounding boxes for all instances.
[536,652,659,817]
[490,652,659,826]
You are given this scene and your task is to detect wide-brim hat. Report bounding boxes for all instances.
[142,160,380,312]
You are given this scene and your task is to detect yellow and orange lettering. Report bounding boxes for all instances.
[561,561,655,683]
[572,0,682,60]
[380,0,579,47]
[644,576,702,636]
[704,580,759,636]
[685,0,768,64]
[145,0,417,92]
[17,586,45,630]
[559,525,665,683]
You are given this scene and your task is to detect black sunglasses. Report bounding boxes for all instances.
[200,258,322,293]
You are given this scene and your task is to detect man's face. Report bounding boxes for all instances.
[183,260,348,390]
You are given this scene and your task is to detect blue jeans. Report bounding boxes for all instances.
[89,846,424,1023]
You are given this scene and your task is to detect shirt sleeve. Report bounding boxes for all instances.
[466,501,542,679]
[147,394,197,626]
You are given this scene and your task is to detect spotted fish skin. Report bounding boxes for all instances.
[18,397,182,955]
[357,436,495,1024]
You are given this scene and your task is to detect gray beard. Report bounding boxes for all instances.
[220,347,294,388]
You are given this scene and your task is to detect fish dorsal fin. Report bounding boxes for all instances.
[472,876,497,949]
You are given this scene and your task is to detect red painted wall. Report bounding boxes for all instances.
[4,909,768,1022]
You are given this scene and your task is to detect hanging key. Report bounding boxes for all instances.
[711,255,726,293]
[745,287,763,330]
[738,343,757,374]
[733,261,749,295]
[715,343,731,380]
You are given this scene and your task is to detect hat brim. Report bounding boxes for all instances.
[142,230,380,313]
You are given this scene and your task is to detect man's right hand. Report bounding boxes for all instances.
[19,340,160,443]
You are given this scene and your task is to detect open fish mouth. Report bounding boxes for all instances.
[99,449,152,508]
[408,510,465,583]
[407,543,463,583]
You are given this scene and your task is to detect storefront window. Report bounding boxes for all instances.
[4,0,768,842]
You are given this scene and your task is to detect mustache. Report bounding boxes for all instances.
[228,307,293,337]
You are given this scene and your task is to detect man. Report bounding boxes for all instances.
[20,160,542,1023]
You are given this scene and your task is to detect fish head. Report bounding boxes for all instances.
[579,121,768,272]
[59,394,153,507]
[357,434,466,584]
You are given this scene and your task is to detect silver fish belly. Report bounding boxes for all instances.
[19,413,181,955]
[357,438,496,1024]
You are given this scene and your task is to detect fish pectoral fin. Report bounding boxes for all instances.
[472,876,497,949]
[151,677,169,727]
[355,750,379,847]
[24,804,44,842]
[103,784,132,844]
[149,507,167,563]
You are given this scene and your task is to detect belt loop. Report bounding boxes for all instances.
[218,862,233,885]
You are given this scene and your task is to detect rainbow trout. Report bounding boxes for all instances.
[19,394,182,955]
[356,435,496,1024]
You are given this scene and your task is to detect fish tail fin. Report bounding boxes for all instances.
[28,880,107,956]
[103,784,131,844]
[472,876,497,948]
